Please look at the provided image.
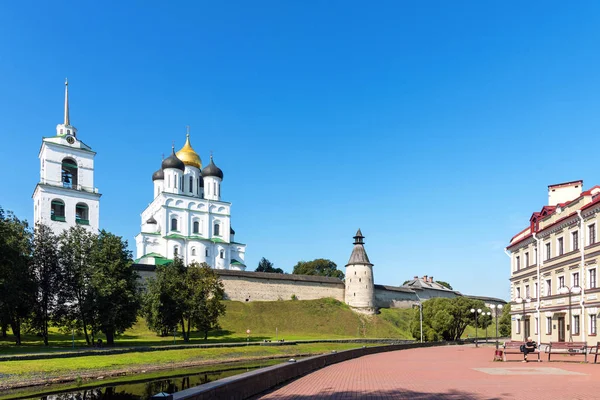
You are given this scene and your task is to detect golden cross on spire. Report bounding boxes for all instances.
[186,125,190,137]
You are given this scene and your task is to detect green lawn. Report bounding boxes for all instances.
[0,298,414,355]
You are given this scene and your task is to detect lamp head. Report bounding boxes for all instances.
[470,308,475,313]
[498,304,503,310]
[477,308,482,313]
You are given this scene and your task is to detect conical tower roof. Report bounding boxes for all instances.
[346,228,373,267]
[176,134,202,169]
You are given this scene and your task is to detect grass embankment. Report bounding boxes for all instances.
[0,298,413,355]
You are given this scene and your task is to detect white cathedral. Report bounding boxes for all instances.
[33,80,101,234]
[33,81,246,271]
[134,136,247,269]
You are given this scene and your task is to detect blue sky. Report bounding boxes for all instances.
[2,1,600,300]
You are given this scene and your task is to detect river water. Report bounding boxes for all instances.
[3,359,282,400]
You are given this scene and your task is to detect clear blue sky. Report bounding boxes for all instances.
[2,1,600,300]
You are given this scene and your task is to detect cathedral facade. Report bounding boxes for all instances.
[135,135,246,270]
[32,80,101,235]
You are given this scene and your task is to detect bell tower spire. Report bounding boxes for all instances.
[56,79,77,137]
[64,78,70,126]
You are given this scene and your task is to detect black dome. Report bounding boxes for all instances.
[152,168,164,181]
[201,156,224,179]
[162,148,185,171]
[146,216,157,224]
[230,227,235,235]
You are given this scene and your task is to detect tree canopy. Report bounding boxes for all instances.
[436,281,453,290]
[292,258,344,279]
[255,257,284,274]
[410,297,491,341]
[499,303,511,337]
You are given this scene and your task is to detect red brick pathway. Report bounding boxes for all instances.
[258,344,600,399]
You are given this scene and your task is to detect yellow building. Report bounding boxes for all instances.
[507,180,600,345]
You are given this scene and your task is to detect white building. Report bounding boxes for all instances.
[32,80,101,235]
[135,134,246,269]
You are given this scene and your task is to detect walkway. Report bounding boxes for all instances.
[258,344,600,399]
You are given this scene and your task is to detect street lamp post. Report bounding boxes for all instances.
[470,308,482,347]
[515,297,531,341]
[489,304,504,349]
[415,293,423,343]
[485,311,491,343]
[558,285,581,342]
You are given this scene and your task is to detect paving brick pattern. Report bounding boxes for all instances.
[258,344,600,399]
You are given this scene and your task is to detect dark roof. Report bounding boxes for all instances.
[215,269,344,284]
[146,216,157,224]
[162,148,185,171]
[464,295,508,304]
[201,155,224,179]
[230,227,235,235]
[152,168,164,181]
[374,284,414,293]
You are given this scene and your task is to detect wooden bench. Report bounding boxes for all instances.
[546,341,588,362]
[502,341,540,362]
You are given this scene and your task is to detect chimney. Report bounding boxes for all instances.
[423,275,428,282]
[429,276,434,283]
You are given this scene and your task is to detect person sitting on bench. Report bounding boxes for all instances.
[522,337,537,362]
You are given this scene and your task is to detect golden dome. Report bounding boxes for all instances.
[176,134,202,169]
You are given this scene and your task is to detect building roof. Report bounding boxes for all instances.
[374,284,414,293]
[346,229,373,267]
[176,134,202,169]
[201,155,224,179]
[403,278,456,292]
[162,147,185,171]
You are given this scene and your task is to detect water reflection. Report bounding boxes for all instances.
[13,361,278,400]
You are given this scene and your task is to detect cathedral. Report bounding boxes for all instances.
[134,134,247,270]
[32,80,101,234]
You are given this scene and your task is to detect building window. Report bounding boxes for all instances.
[189,176,193,193]
[525,252,529,267]
[191,247,196,256]
[535,317,539,335]
[516,256,520,271]
[573,315,580,335]
[590,269,597,289]
[558,237,564,256]
[573,272,580,288]
[193,221,199,234]
[558,276,565,289]
[61,158,78,189]
[205,248,209,257]
[534,282,538,299]
[174,246,179,257]
[214,223,220,236]
[50,199,66,222]
[546,317,552,334]
[516,320,521,334]
[591,315,597,335]
[219,249,224,259]
[516,287,521,299]
[75,203,89,225]
[546,243,551,260]
[590,224,597,245]
[572,231,579,251]
[171,218,178,231]
[546,279,552,296]
[525,285,530,298]
[534,248,538,264]
[213,182,216,196]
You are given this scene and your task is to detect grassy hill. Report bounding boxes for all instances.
[217,298,414,340]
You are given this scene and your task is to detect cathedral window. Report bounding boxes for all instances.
[213,182,216,196]
[174,246,179,257]
[214,223,220,236]
[220,249,224,259]
[75,203,89,225]
[51,199,66,222]
[171,218,178,231]
[61,158,78,189]
[174,176,177,189]
[191,247,196,256]
[193,221,199,234]
[205,248,209,256]
[189,177,193,193]
[218,183,220,197]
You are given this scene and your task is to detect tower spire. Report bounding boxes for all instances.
[64,78,70,126]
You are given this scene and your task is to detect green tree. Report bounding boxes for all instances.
[142,257,187,337]
[499,303,511,337]
[56,226,98,345]
[0,207,35,345]
[90,230,141,346]
[31,224,60,346]
[255,257,284,273]
[187,262,226,340]
[292,258,344,279]
[436,281,453,290]
[410,297,488,341]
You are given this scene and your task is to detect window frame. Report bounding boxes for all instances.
[591,314,597,335]
[546,279,552,296]
[171,217,178,231]
[572,230,579,251]
[573,315,580,335]
[572,272,580,288]
[546,243,551,260]
[546,316,552,334]
[589,223,596,245]
[557,237,564,256]
[590,268,597,289]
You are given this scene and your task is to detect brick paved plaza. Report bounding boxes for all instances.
[259,344,600,399]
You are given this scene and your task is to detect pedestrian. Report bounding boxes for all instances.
[522,337,536,362]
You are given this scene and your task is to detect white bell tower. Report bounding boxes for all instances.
[32,80,101,235]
